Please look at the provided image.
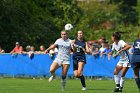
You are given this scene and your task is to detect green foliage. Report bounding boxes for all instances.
[0,0,140,52]
[74,1,121,41]
[0,0,81,52]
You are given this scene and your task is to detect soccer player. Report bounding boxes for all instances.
[45,30,73,91]
[131,33,140,92]
[108,32,131,92]
[72,30,90,90]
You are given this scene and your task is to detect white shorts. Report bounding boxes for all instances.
[53,58,70,66]
[117,60,131,67]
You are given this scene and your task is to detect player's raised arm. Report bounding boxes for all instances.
[70,40,77,52]
[85,42,90,54]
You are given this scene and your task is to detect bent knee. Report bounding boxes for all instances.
[50,69,55,73]
[77,71,82,77]
[74,73,79,78]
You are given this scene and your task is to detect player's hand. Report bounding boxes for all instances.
[44,50,49,54]
[70,40,75,46]
[113,51,120,57]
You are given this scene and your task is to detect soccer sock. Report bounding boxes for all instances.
[135,78,140,91]
[61,76,66,90]
[114,75,120,88]
[79,75,86,87]
[51,72,56,77]
[120,77,124,90]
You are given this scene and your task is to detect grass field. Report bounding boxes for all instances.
[0,78,139,93]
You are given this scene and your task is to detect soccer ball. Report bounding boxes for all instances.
[65,23,73,31]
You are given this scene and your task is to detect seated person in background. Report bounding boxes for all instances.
[37,45,46,54]
[101,44,112,55]
[0,46,5,53]
[10,42,23,54]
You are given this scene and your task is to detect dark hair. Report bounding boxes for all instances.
[61,30,68,34]
[112,31,121,40]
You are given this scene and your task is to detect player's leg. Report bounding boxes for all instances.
[77,62,86,90]
[61,64,70,91]
[119,66,129,92]
[113,65,122,92]
[48,62,59,82]
[73,58,78,77]
[134,67,140,92]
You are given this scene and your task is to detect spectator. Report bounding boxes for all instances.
[92,47,100,56]
[10,42,23,54]
[26,45,31,52]
[21,45,31,55]
[28,46,36,59]
[101,44,112,55]
[37,45,46,54]
[101,35,107,44]
[0,46,5,53]
[99,43,106,55]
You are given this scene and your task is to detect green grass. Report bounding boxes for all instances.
[0,78,139,93]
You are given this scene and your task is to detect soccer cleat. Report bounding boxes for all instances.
[113,88,119,92]
[118,89,122,92]
[118,87,123,92]
[81,87,86,90]
[48,75,55,82]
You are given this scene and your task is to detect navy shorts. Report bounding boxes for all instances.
[131,54,140,69]
[131,62,140,69]
[73,57,86,70]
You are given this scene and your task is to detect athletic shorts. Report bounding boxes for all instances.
[53,58,70,66]
[130,54,140,69]
[117,60,131,67]
[73,56,86,70]
[131,62,140,69]
[131,54,140,63]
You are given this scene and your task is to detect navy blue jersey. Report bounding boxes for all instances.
[133,38,140,55]
[73,38,86,58]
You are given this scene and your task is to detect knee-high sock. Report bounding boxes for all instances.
[79,75,86,87]
[135,78,140,91]
[61,76,66,89]
[120,77,124,88]
[114,75,120,88]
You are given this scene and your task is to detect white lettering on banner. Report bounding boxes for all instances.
[135,42,140,49]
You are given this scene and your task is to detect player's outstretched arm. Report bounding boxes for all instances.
[45,44,57,54]
[70,40,77,52]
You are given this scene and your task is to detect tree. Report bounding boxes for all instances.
[0,0,81,52]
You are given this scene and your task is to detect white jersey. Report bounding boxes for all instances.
[54,38,71,61]
[112,40,129,62]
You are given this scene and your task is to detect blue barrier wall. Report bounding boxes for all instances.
[0,54,134,78]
